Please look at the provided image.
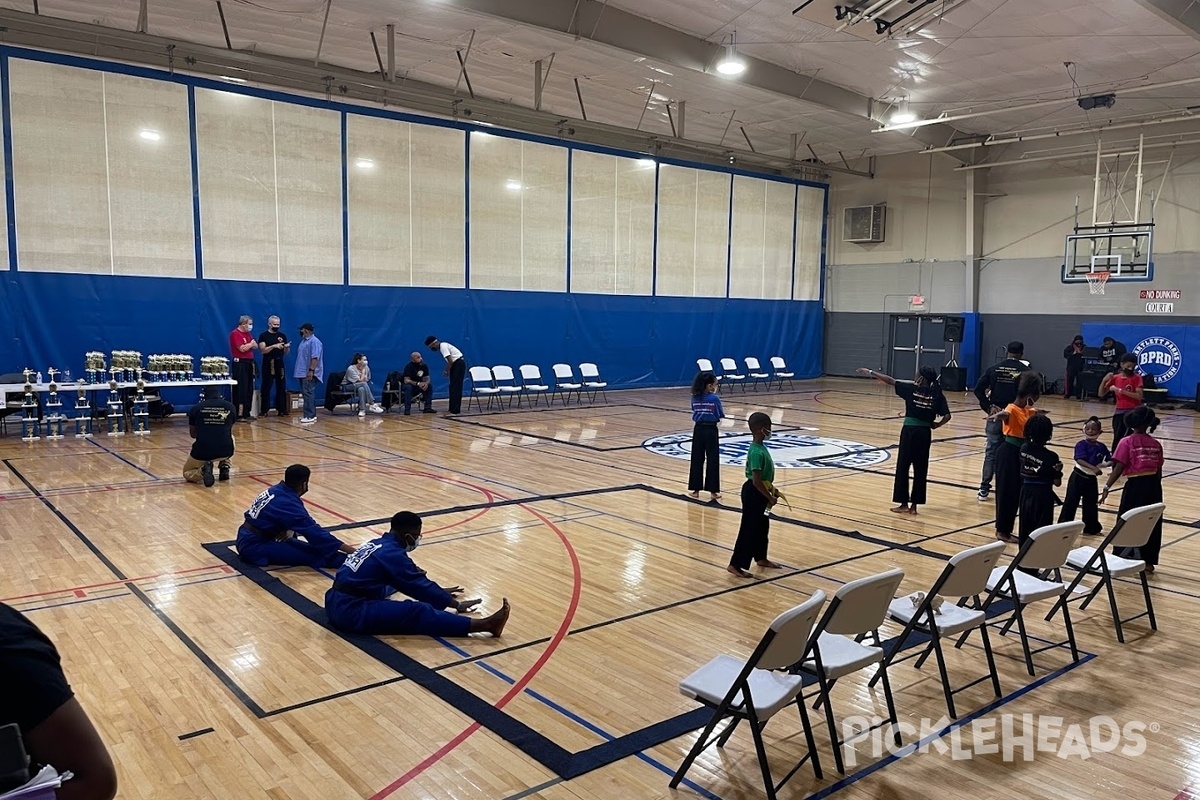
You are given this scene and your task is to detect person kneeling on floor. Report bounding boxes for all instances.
[184,386,236,487]
[236,464,358,568]
[325,511,510,637]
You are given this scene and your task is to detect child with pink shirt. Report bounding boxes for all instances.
[1101,405,1165,572]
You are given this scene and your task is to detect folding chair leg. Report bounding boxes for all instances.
[1061,598,1081,663]
[930,632,958,720]
[979,622,1002,699]
[1102,572,1125,644]
[796,696,823,780]
[913,639,937,670]
[1141,571,1157,631]
[1078,577,1106,611]
[748,719,779,800]
[815,674,845,774]
[716,717,740,747]
[876,662,902,747]
[1011,604,1036,676]
[669,710,729,789]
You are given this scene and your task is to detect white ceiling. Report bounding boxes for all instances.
[4,0,1200,162]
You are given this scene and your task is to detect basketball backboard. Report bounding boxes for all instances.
[1061,227,1153,284]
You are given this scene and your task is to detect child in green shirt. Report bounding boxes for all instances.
[728,412,783,578]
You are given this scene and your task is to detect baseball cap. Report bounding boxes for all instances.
[1007,340,1024,355]
[299,322,314,332]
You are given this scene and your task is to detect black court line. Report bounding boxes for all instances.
[177,727,215,741]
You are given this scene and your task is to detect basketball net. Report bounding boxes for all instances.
[1086,271,1110,295]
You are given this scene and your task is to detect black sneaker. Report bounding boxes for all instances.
[423,408,437,414]
[218,464,230,482]
[201,462,215,487]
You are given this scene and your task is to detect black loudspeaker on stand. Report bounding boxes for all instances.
[941,320,967,391]
[943,316,965,343]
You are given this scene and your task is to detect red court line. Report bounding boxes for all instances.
[367,499,583,800]
[1,563,234,603]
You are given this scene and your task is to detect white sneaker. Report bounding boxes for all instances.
[358,410,366,417]
[371,404,384,413]
[300,416,317,424]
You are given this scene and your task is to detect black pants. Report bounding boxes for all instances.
[1111,410,1130,453]
[233,359,256,418]
[261,358,288,415]
[688,422,720,493]
[731,481,770,570]
[1064,368,1084,399]
[1115,474,1164,566]
[448,359,467,414]
[1018,482,1056,548]
[994,440,1022,535]
[893,424,932,506]
[1058,470,1101,534]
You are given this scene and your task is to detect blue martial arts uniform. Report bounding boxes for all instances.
[324,536,471,636]
[235,482,347,568]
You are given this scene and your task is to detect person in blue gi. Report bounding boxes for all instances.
[325,511,511,637]
[235,464,357,568]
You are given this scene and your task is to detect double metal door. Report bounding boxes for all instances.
[889,315,947,379]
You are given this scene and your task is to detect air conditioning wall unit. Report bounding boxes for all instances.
[843,203,886,243]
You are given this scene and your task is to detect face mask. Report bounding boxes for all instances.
[270,325,279,331]
[362,359,368,366]
[1085,432,1099,441]
[405,536,420,553]
[1123,367,1135,374]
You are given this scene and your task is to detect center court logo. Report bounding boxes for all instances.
[1132,336,1182,384]
[641,432,890,469]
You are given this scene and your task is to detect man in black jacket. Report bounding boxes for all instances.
[1063,335,1085,399]
[973,341,1028,502]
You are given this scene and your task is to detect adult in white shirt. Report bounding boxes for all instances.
[425,335,466,415]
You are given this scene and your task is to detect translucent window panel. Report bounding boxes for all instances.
[794,185,825,301]
[730,176,795,300]
[9,60,110,274]
[570,151,654,296]
[655,164,730,297]
[272,103,342,285]
[348,117,464,287]
[102,74,194,278]
[469,133,567,292]
[195,89,278,281]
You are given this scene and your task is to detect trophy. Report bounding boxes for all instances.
[73,382,93,438]
[131,373,151,435]
[85,351,106,385]
[20,371,39,442]
[44,369,64,439]
[106,379,125,435]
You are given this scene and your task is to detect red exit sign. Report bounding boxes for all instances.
[1140,289,1181,299]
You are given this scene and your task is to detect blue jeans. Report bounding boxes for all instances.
[351,382,375,408]
[301,376,319,418]
[403,383,432,412]
[979,417,1003,491]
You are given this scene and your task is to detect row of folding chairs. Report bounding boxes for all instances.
[467,363,608,412]
[697,356,795,392]
[672,503,1165,798]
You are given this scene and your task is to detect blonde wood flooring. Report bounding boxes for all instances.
[1,378,1197,800]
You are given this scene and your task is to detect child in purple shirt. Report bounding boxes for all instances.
[1056,416,1110,535]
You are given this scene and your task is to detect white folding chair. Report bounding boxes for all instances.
[1047,503,1164,643]
[578,362,608,404]
[719,358,747,392]
[670,592,827,798]
[697,358,715,373]
[490,365,524,409]
[798,568,905,775]
[744,357,770,391]
[551,364,582,405]
[956,521,1083,676]
[466,366,500,412]
[873,542,1006,719]
[518,364,551,407]
[770,356,795,390]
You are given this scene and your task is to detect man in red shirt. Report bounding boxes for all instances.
[229,315,259,422]
[1100,352,1143,450]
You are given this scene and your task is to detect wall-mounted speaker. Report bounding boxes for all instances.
[943,316,965,343]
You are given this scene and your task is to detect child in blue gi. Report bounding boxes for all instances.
[325,511,511,637]
[235,464,357,567]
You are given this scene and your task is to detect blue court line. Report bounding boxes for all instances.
[433,637,722,800]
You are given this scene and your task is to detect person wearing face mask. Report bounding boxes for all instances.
[1100,353,1144,450]
[856,365,952,515]
[1062,335,1085,400]
[344,353,384,417]
[324,511,511,637]
[229,315,260,421]
[235,464,357,568]
[257,315,291,417]
[1057,416,1110,536]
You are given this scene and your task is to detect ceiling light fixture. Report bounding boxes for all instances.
[890,99,916,124]
[139,129,161,141]
[505,179,523,191]
[636,158,656,168]
[220,75,247,84]
[355,158,375,169]
[715,32,746,76]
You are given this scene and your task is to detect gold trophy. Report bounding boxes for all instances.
[132,371,151,435]
[74,381,93,438]
[106,378,124,435]
[44,368,63,439]
[20,368,39,442]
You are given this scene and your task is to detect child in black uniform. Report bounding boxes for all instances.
[1018,414,1062,552]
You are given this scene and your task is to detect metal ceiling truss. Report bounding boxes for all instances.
[0,7,855,180]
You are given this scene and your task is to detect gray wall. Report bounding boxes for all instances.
[825,312,889,376]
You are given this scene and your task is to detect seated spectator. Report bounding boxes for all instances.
[402,351,435,415]
[345,353,384,417]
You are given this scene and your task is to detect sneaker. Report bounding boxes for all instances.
[300,416,317,424]
[200,461,215,487]
[358,410,366,418]
[976,488,990,502]
[423,408,437,414]
[403,409,411,415]
[218,464,230,482]
[370,404,384,413]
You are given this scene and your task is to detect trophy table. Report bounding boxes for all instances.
[105,380,125,436]
[132,376,151,436]
[73,383,93,438]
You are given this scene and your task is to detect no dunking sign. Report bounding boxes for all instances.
[1140,289,1179,314]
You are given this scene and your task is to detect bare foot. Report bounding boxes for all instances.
[995,532,1016,544]
[470,598,511,637]
[710,493,721,503]
[688,491,700,499]
[756,560,784,570]
[727,565,753,578]
[1145,564,1156,575]
[890,505,910,514]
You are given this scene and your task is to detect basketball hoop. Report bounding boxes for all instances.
[1086,270,1110,295]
